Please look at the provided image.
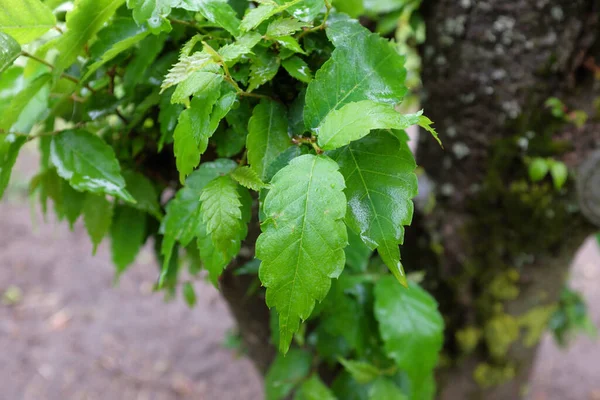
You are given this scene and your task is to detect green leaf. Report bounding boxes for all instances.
[275,0,322,22]
[183,281,197,307]
[162,50,220,95]
[0,73,51,131]
[0,134,26,198]
[173,82,222,182]
[282,56,312,83]
[195,0,241,36]
[123,170,163,220]
[197,221,236,284]
[0,32,20,74]
[265,348,312,400]
[123,33,166,91]
[200,175,243,249]
[332,372,370,400]
[240,3,278,32]
[160,159,237,277]
[257,154,348,353]
[294,375,337,400]
[368,378,407,400]
[158,88,184,150]
[53,0,125,71]
[61,178,86,228]
[0,0,55,44]
[549,160,568,189]
[317,101,420,150]
[231,165,268,191]
[127,0,177,33]
[110,206,147,275]
[329,131,417,286]
[248,48,280,92]
[247,99,290,181]
[266,17,308,37]
[529,157,549,182]
[83,193,114,254]
[374,278,444,398]
[50,130,134,202]
[263,145,302,182]
[304,17,407,130]
[83,27,150,81]
[274,36,305,54]
[332,0,363,17]
[339,359,380,384]
[197,185,249,285]
[345,229,372,272]
[219,32,262,63]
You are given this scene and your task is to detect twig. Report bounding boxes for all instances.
[20,51,96,93]
[297,0,332,40]
[292,135,323,154]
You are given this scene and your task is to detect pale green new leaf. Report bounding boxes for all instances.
[0,33,20,74]
[161,51,218,94]
[200,175,243,250]
[50,130,134,202]
[294,375,337,400]
[247,99,290,181]
[282,56,312,83]
[317,101,420,150]
[173,82,221,182]
[339,359,380,384]
[53,0,125,71]
[418,115,442,147]
[83,28,150,81]
[304,17,407,130]
[257,154,348,353]
[110,206,147,275]
[0,134,26,199]
[0,0,55,44]
[219,32,262,63]
[329,131,417,286]
[83,193,113,254]
[368,378,407,400]
[265,348,312,400]
[266,17,308,37]
[171,68,223,105]
[231,165,267,191]
[374,277,444,398]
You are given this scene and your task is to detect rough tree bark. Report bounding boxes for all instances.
[220,0,600,397]
[418,0,599,398]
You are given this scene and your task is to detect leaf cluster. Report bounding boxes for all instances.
[0,0,442,398]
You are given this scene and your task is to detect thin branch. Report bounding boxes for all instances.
[20,51,96,93]
[297,0,332,40]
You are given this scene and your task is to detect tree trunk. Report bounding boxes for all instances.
[217,0,600,396]
[418,0,599,398]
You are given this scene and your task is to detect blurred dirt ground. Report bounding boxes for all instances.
[0,144,599,400]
